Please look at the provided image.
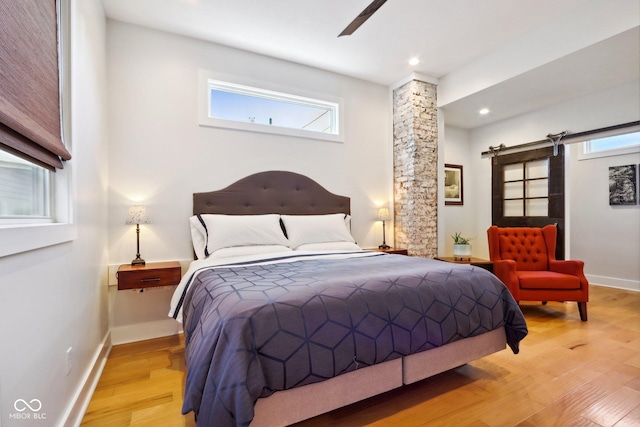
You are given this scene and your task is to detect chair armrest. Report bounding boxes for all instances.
[493,259,520,298]
[549,260,589,290]
[549,259,584,276]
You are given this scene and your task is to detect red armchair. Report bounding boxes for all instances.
[487,225,589,321]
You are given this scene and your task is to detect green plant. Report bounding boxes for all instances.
[451,232,471,245]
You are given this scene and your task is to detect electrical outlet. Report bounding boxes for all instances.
[66,347,72,376]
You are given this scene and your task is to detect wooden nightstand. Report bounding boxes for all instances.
[117,261,182,290]
[434,256,493,274]
[368,247,409,255]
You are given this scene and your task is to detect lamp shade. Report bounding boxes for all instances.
[126,205,148,225]
[377,207,390,221]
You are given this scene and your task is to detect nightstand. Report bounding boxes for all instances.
[117,261,182,290]
[368,247,409,255]
[434,256,493,274]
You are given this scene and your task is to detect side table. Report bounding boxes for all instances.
[117,261,182,290]
[434,256,494,274]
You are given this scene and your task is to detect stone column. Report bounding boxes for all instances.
[393,80,438,258]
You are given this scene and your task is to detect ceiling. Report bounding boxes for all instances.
[102,0,639,129]
[443,26,640,128]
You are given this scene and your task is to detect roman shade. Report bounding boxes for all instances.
[0,0,71,171]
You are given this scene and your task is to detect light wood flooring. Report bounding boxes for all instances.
[81,285,640,426]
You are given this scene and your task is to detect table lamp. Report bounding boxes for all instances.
[377,207,391,249]
[126,205,148,265]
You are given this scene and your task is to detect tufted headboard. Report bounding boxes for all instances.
[193,171,350,216]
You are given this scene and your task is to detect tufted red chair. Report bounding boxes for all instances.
[487,224,588,321]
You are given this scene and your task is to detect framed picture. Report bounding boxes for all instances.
[444,164,463,205]
[609,164,637,206]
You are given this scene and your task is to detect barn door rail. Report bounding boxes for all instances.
[481,121,640,159]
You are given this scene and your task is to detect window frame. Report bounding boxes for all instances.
[198,70,344,143]
[578,129,640,160]
[0,0,75,258]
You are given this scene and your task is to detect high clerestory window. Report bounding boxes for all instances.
[198,71,343,142]
[580,130,640,160]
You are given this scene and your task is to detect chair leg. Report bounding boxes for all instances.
[577,302,588,321]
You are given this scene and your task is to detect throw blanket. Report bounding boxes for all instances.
[171,252,528,426]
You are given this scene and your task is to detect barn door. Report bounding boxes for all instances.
[491,145,565,259]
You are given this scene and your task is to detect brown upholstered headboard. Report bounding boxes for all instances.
[193,171,350,216]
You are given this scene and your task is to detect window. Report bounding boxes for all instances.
[0,151,51,221]
[0,0,74,258]
[199,71,343,142]
[503,159,549,217]
[0,0,71,169]
[0,0,68,226]
[580,131,640,160]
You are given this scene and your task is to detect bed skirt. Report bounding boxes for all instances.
[250,327,506,426]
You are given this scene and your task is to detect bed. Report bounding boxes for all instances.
[169,170,528,427]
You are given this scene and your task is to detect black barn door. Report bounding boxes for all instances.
[491,145,566,259]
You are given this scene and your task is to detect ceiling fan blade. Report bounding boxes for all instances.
[338,0,388,37]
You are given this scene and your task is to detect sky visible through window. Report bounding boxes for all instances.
[588,132,639,152]
[209,89,334,133]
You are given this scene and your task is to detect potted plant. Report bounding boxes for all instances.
[452,232,472,260]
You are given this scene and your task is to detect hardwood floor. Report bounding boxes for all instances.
[80,335,193,427]
[81,285,640,426]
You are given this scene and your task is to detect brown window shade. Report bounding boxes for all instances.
[0,0,71,171]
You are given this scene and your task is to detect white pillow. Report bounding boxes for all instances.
[281,214,355,249]
[210,245,292,259]
[190,214,289,257]
[189,215,208,260]
[296,242,362,252]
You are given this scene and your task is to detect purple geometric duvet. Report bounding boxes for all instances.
[173,252,528,426]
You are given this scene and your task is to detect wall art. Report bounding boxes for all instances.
[609,164,637,205]
[444,164,464,205]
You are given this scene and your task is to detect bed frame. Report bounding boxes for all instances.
[193,170,507,427]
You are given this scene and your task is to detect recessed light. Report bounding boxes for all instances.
[409,57,420,66]
[479,108,490,115]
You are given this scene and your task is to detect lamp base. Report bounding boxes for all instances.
[379,220,391,250]
[131,257,146,266]
[131,223,145,266]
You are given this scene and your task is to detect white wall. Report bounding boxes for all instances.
[441,126,478,256]
[106,21,391,342]
[569,146,640,290]
[0,0,109,425]
[467,80,640,290]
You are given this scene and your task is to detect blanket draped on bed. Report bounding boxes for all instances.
[176,253,528,426]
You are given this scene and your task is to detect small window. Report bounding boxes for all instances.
[0,151,51,222]
[503,159,549,217]
[199,72,343,142]
[581,131,640,159]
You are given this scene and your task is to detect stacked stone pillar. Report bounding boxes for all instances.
[393,80,438,258]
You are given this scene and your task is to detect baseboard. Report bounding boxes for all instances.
[60,331,112,427]
[110,318,183,345]
[589,275,639,292]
